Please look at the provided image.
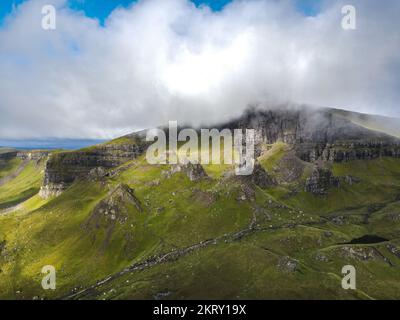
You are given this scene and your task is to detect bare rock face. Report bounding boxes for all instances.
[38,105,400,197]
[168,163,208,181]
[250,163,276,188]
[305,167,340,195]
[277,256,298,273]
[185,163,208,181]
[39,183,65,199]
[0,150,17,170]
[221,105,400,163]
[0,150,17,161]
[16,151,49,161]
[223,106,393,143]
[339,246,384,262]
[297,142,400,163]
[88,167,107,181]
[386,244,400,258]
[40,136,148,197]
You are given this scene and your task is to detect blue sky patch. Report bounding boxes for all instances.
[0,0,24,25]
[295,0,321,16]
[0,0,322,26]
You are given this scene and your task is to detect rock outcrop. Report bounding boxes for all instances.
[305,167,340,195]
[38,105,400,197]
[16,151,49,161]
[339,246,389,263]
[185,163,208,181]
[220,105,400,163]
[167,162,208,181]
[87,184,143,227]
[40,135,148,198]
[83,184,143,251]
[277,256,299,273]
[39,182,65,199]
[250,163,276,188]
[0,150,17,161]
[296,142,400,163]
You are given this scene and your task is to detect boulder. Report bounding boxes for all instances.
[277,256,298,273]
[169,163,208,181]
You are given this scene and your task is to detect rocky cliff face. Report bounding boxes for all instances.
[221,105,400,163]
[40,136,148,198]
[39,106,400,197]
[16,151,50,161]
[295,142,400,163]
[0,150,17,162]
[250,163,276,188]
[219,105,400,195]
[165,162,208,181]
[223,106,398,144]
[305,167,340,195]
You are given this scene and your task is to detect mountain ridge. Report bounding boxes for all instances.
[1,105,400,300]
[38,105,400,198]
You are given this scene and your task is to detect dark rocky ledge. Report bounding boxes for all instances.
[40,135,148,198]
[39,106,400,197]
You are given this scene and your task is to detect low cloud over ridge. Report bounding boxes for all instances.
[0,0,399,139]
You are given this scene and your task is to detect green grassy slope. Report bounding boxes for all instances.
[0,157,22,179]
[267,157,400,214]
[0,145,399,300]
[0,158,45,209]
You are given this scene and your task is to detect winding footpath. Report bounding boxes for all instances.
[62,211,327,300]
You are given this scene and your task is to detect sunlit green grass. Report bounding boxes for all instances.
[1,143,400,300]
[0,161,44,209]
[0,158,22,179]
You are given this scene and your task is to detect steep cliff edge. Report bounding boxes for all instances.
[40,134,148,198]
[0,149,17,162]
[220,105,400,162]
[39,105,400,197]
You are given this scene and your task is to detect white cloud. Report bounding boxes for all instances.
[0,0,399,139]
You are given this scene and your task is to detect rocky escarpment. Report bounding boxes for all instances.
[0,150,17,163]
[304,166,360,195]
[40,135,148,198]
[221,105,400,163]
[16,151,50,161]
[165,162,208,181]
[304,167,340,195]
[0,150,17,158]
[0,150,49,162]
[39,105,400,198]
[249,163,276,188]
[0,149,49,176]
[296,142,400,163]
[86,184,143,226]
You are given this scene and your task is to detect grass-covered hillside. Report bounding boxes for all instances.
[0,136,400,300]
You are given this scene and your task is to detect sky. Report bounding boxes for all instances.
[0,0,399,139]
[0,0,321,24]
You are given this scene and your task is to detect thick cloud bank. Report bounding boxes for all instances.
[0,0,399,138]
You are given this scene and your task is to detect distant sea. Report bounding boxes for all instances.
[0,139,106,151]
